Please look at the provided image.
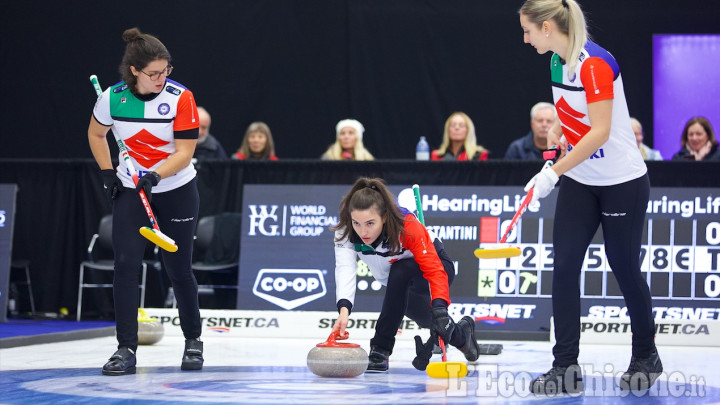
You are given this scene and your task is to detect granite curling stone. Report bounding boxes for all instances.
[307,331,368,378]
[137,308,164,345]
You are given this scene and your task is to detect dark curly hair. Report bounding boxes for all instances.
[119,27,171,93]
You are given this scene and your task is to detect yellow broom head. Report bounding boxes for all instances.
[139,227,178,252]
[426,361,468,379]
[474,246,521,259]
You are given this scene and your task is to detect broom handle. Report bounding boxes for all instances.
[89,75,161,232]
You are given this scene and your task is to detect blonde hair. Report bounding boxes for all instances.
[321,121,374,161]
[519,0,588,79]
[434,112,486,158]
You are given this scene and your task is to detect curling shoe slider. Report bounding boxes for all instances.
[620,350,663,391]
[366,346,390,373]
[181,338,204,370]
[457,316,481,361]
[102,347,137,376]
[531,364,584,395]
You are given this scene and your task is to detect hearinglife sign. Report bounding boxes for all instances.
[237,184,720,340]
[0,184,18,323]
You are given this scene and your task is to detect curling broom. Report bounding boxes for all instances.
[90,74,178,252]
[413,184,468,379]
[474,159,554,259]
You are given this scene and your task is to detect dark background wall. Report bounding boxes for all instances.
[1,0,719,160]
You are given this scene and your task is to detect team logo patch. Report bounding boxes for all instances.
[158,103,171,115]
[125,129,171,168]
[166,85,181,96]
[113,84,128,93]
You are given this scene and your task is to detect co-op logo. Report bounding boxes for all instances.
[252,269,327,310]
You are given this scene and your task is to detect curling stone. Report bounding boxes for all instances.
[307,331,368,378]
[137,308,164,345]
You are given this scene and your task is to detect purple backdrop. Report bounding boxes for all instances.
[654,35,720,160]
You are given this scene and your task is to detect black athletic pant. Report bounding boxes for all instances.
[370,240,463,353]
[112,178,201,351]
[552,174,655,367]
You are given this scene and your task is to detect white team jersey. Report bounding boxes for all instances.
[551,41,647,186]
[93,79,199,192]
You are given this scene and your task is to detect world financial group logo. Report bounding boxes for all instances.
[248,205,280,236]
[247,204,337,238]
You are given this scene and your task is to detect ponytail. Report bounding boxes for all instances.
[519,0,588,79]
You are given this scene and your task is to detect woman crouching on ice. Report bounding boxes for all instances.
[331,177,480,372]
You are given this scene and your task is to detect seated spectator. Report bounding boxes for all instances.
[233,122,278,160]
[193,107,229,160]
[431,112,488,160]
[671,116,720,161]
[630,117,663,160]
[320,119,374,161]
[504,102,556,160]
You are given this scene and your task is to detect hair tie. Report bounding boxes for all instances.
[365,184,378,191]
[561,0,569,9]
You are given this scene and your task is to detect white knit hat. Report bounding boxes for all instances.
[336,119,365,140]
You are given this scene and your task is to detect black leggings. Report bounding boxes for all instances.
[370,240,459,353]
[111,178,201,350]
[552,174,655,366]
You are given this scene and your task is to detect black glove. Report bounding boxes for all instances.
[101,169,122,202]
[412,333,437,371]
[430,300,455,343]
[135,172,161,203]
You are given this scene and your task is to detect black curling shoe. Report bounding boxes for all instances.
[102,347,137,376]
[620,350,663,391]
[366,346,390,372]
[457,316,481,362]
[181,338,204,371]
[531,364,584,395]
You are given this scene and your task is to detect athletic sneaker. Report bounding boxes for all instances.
[531,364,584,395]
[102,347,137,376]
[457,316,481,362]
[181,338,204,370]
[366,347,390,372]
[619,350,663,391]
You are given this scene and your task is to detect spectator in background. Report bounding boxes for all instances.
[504,102,556,160]
[431,112,488,160]
[193,107,228,160]
[321,119,374,161]
[671,116,720,161]
[630,118,662,161]
[233,122,278,160]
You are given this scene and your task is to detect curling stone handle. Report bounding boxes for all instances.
[328,329,349,343]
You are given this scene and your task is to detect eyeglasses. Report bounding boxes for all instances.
[140,65,173,80]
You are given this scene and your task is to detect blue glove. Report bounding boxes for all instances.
[135,172,161,202]
[524,166,559,204]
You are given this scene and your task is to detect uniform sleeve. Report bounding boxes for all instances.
[92,88,113,126]
[400,214,451,305]
[334,230,359,307]
[580,57,615,104]
[174,90,199,132]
